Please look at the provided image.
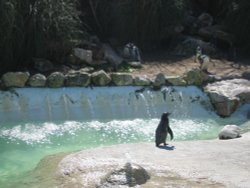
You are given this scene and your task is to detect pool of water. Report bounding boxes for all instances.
[0,86,249,187]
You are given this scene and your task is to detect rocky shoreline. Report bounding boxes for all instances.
[31,131,250,188]
[1,68,250,117]
[0,67,210,89]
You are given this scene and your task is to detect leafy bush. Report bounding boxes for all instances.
[82,0,186,48]
[0,0,83,73]
[225,0,250,51]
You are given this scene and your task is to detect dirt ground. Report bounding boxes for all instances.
[132,53,250,80]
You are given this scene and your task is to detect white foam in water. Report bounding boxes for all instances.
[0,121,82,144]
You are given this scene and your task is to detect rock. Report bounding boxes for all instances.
[175,36,217,56]
[134,76,151,86]
[153,73,166,89]
[103,44,123,67]
[79,67,95,73]
[198,25,234,46]
[242,70,250,80]
[98,163,150,187]
[65,71,90,87]
[166,76,186,86]
[33,58,54,72]
[91,70,111,86]
[28,73,46,87]
[110,73,133,86]
[90,60,108,66]
[56,151,150,188]
[183,68,204,86]
[204,79,250,117]
[127,61,142,69]
[219,125,241,140]
[71,48,93,65]
[197,13,213,28]
[46,72,65,88]
[1,72,30,87]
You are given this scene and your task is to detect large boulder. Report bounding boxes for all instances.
[110,73,133,86]
[198,25,234,47]
[166,76,186,86]
[134,75,151,86]
[197,13,213,28]
[65,71,90,87]
[153,73,166,89]
[174,36,217,56]
[1,72,30,87]
[91,70,111,86]
[33,58,54,73]
[183,68,205,86]
[28,73,46,87]
[103,44,123,68]
[47,72,65,88]
[204,79,250,117]
[218,125,241,140]
[99,163,150,187]
[70,48,93,65]
[56,152,150,188]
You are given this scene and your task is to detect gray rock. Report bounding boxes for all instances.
[204,79,250,117]
[98,163,150,187]
[56,152,150,188]
[72,48,93,64]
[28,73,46,87]
[79,67,95,73]
[219,125,241,140]
[33,58,54,72]
[47,72,65,88]
[242,70,250,80]
[134,76,151,86]
[198,25,234,46]
[197,13,213,28]
[166,76,186,86]
[175,36,217,56]
[2,72,30,87]
[65,71,90,87]
[183,68,204,86]
[103,44,123,67]
[153,73,166,89]
[110,73,133,86]
[91,70,111,86]
[127,61,142,69]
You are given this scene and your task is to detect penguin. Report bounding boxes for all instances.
[155,112,174,147]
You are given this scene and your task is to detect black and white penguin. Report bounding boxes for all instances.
[155,112,174,147]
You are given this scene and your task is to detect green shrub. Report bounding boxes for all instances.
[225,0,250,51]
[0,0,83,73]
[82,0,186,48]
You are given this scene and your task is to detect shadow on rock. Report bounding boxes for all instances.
[157,145,175,150]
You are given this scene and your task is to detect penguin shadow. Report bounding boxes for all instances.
[157,145,175,151]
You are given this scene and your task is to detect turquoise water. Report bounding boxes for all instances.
[0,86,249,187]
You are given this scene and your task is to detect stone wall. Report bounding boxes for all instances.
[0,68,212,89]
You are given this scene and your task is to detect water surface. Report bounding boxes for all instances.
[0,86,249,187]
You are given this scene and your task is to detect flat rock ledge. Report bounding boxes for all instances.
[204,79,250,117]
[0,68,213,89]
[52,132,250,188]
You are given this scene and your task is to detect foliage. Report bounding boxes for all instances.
[0,0,83,72]
[224,0,250,51]
[81,0,187,48]
[2,0,250,73]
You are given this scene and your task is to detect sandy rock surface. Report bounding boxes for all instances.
[132,55,250,80]
[55,132,250,188]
